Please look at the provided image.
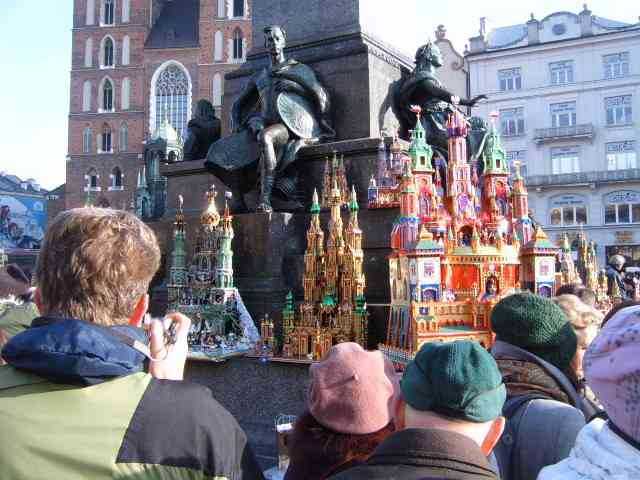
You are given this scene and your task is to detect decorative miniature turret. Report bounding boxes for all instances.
[520,225,559,297]
[167,195,187,307]
[391,159,420,250]
[376,136,389,185]
[215,192,234,289]
[445,110,475,221]
[480,112,510,231]
[282,292,295,338]
[321,151,349,208]
[558,233,578,285]
[303,190,325,303]
[367,175,379,206]
[408,107,434,174]
[511,160,533,244]
[192,186,221,286]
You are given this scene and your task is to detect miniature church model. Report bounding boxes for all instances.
[167,186,250,348]
[262,184,368,361]
[380,108,560,363]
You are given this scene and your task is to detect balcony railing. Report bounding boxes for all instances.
[533,123,595,144]
[526,168,640,187]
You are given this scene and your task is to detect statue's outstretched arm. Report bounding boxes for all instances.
[420,79,488,107]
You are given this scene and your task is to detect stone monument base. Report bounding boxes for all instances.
[157,137,396,346]
[186,356,308,470]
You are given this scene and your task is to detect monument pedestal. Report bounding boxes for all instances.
[158,136,395,346]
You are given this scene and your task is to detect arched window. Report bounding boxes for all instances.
[233,0,244,17]
[232,29,243,60]
[549,195,588,227]
[82,80,92,112]
[102,36,114,67]
[101,123,112,152]
[103,0,114,25]
[217,0,225,18]
[86,0,95,25]
[212,74,223,107]
[122,0,130,22]
[101,78,114,111]
[150,61,192,138]
[213,30,223,61]
[83,127,93,153]
[122,35,130,65]
[111,167,123,188]
[121,77,130,110]
[119,123,128,151]
[86,168,99,190]
[84,37,93,67]
[604,191,640,224]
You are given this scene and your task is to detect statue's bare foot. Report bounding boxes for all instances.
[256,202,273,213]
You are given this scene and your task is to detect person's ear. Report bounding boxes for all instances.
[34,288,44,314]
[480,416,506,455]
[129,294,149,327]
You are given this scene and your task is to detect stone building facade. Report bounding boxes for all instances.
[466,7,640,266]
[66,0,251,210]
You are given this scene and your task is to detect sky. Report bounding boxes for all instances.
[0,1,637,190]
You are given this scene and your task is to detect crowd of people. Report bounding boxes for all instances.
[0,207,638,479]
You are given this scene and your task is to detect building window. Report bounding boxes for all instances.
[102,36,114,67]
[86,0,96,25]
[498,68,522,92]
[152,62,191,138]
[83,127,93,153]
[103,0,114,25]
[101,123,112,152]
[214,30,223,61]
[604,52,630,79]
[86,169,99,190]
[82,80,92,112]
[550,195,588,226]
[550,101,576,128]
[604,191,640,224]
[101,78,114,111]
[549,60,574,85]
[122,0,130,22]
[84,37,93,67]
[500,107,525,137]
[233,29,243,60]
[111,167,123,189]
[551,146,580,174]
[607,141,637,171]
[605,95,632,126]
[212,74,223,107]
[122,35,130,65]
[121,77,130,110]
[506,150,527,177]
[119,123,128,152]
[233,0,244,17]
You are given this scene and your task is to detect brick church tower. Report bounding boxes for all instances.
[66,0,252,210]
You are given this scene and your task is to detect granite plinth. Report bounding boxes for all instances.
[185,356,309,469]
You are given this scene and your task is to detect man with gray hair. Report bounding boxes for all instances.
[606,254,628,299]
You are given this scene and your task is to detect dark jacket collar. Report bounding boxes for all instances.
[366,428,497,478]
[2,316,147,386]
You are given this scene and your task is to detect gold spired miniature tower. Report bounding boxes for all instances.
[273,186,368,361]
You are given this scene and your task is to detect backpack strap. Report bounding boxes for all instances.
[495,394,548,480]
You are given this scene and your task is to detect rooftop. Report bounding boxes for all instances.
[146,0,200,50]
[0,173,47,195]
[469,7,640,55]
